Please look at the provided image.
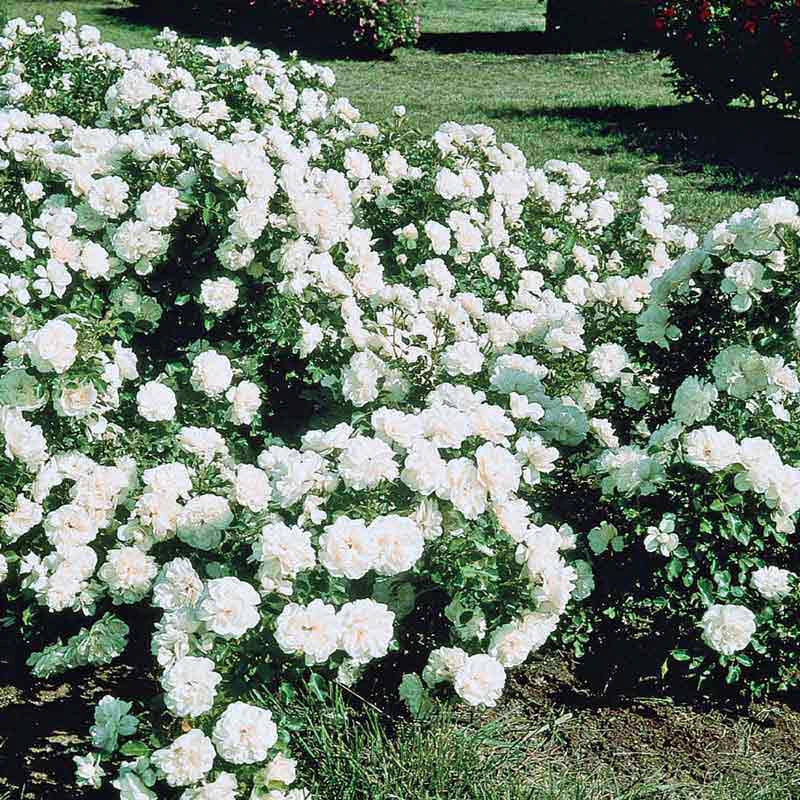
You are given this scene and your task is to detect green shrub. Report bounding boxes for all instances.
[546,0,654,49]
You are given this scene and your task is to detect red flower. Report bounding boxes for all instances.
[744,19,758,34]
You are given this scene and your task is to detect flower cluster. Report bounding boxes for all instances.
[0,14,799,799]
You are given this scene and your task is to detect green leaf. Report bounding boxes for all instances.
[667,558,683,579]
[697,578,715,605]
[713,570,731,589]
[307,671,328,703]
[119,741,150,758]
[27,613,128,679]
[671,649,691,662]
[398,674,434,720]
[278,681,296,705]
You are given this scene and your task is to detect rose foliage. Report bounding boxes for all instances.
[0,13,799,800]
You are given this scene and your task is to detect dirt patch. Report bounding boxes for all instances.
[498,652,800,791]
[0,639,155,800]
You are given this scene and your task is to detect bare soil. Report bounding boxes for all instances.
[2,644,800,799]
[501,653,800,790]
[0,636,154,800]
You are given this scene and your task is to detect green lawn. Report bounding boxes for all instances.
[4,0,799,229]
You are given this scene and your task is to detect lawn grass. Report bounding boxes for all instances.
[3,0,799,230]
[280,684,800,800]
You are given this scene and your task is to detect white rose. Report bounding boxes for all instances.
[318,516,376,580]
[422,646,468,687]
[453,654,506,707]
[54,380,98,418]
[438,458,487,520]
[28,319,78,374]
[161,656,222,718]
[337,599,395,664]
[337,436,399,491]
[136,183,181,229]
[265,753,297,786]
[233,464,271,512]
[152,729,215,787]
[191,350,233,397]
[177,494,233,550]
[136,382,177,422]
[700,604,756,656]
[474,443,521,500]
[212,701,277,764]
[299,320,324,357]
[751,566,793,600]
[80,242,111,279]
[197,576,260,639]
[200,277,239,315]
[368,515,425,576]
[684,426,740,472]
[442,342,484,377]
[588,343,629,383]
[274,599,341,665]
[226,381,261,426]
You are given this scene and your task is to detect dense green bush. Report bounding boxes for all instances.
[546,0,654,49]
[652,0,800,112]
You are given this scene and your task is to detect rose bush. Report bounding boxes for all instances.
[132,0,421,56]
[0,12,799,799]
[281,0,421,54]
[651,0,800,112]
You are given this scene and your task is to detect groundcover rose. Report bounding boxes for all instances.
[0,13,799,798]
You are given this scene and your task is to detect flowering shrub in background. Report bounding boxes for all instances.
[651,0,800,112]
[134,0,421,56]
[282,0,421,54]
[0,12,799,799]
